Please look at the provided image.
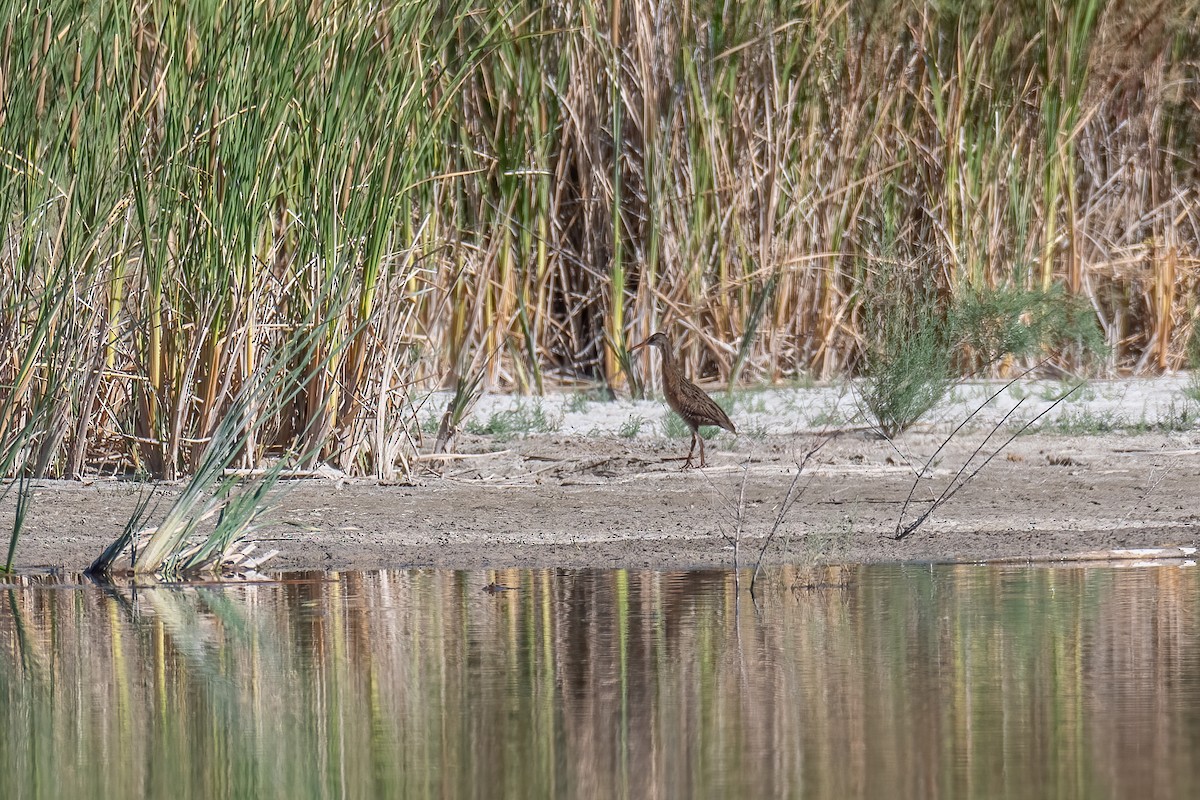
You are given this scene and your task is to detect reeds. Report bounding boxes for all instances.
[1,1,1198,482]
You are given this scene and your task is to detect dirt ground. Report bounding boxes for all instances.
[7,424,1199,573]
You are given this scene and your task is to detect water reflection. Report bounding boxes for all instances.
[1,564,1199,799]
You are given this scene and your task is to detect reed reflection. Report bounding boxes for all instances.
[0,564,1197,799]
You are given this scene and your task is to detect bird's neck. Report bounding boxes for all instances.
[657,346,682,391]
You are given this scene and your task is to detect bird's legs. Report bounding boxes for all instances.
[681,430,709,469]
[682,431,699,469]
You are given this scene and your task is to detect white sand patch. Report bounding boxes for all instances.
[425,374,1199,438]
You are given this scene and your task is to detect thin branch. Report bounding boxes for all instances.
[749,436,830,597]
[894,382,1082,540]
[893,359,1060,536]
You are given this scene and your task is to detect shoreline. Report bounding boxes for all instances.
[7,423,1198,574]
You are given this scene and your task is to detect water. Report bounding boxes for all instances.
[2,563,1199,799]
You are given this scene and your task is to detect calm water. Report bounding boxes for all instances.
[1,564,1199,799]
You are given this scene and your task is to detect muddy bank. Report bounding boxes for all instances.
[7,425,1199,573]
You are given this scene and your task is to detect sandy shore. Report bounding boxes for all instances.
[7,411,1199,572]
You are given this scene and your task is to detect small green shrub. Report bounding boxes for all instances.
[952,284,1105,369]
[1186,377,1200,405]
[858,273,954,437]
[618,415,646,438]
[563,389,609,414]
[467,401,561,439]
[564,392,591,414]
[858,274,1107,436]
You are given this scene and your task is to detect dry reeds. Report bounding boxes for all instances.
[1,0,1198,481]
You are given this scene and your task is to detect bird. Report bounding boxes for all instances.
[629,332,736,469]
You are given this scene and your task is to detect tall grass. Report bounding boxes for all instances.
[1,0,1198,484]
[0,0,499,484]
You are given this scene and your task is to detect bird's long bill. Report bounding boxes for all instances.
[629,338,651,352]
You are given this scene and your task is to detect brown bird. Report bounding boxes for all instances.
[630,332,736,469]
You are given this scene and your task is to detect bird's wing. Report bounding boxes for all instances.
[678,379,736,433]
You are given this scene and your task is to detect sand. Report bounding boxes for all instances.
[6,378,1200,572]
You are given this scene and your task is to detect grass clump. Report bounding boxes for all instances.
[1040,400,1199,435]
[563,389,609,415]
[618,415,646,438]
[467,402,561,439]
[810,395,854,429]
[1041,409,1125,435]
[1153,399,1200,432]
[1187,379,1200,406]
[564,393,592,414]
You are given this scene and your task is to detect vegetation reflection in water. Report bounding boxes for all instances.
[1,564,1199,799]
